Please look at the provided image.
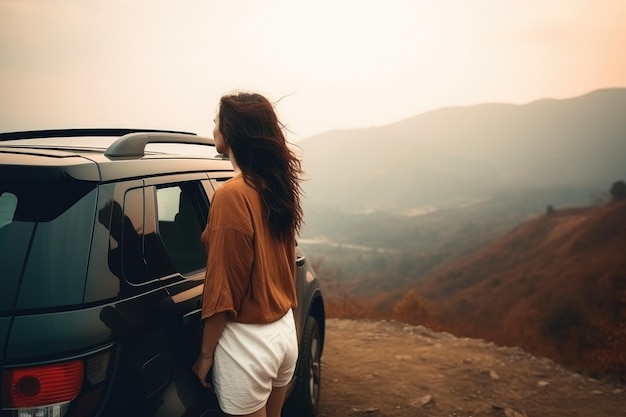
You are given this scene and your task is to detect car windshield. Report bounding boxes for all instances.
[0,179,97,312]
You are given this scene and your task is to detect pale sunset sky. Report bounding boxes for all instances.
[1,0,625,140]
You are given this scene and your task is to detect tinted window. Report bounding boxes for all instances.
[0,192,17,227]
[112,187,175,285]
[0,190,29,311]
[119,188,152,284]
[115,181,208,285]
[155,182,207,275]
[0,179,96,311]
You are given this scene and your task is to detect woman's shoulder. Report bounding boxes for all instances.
[219,175,247,192]
[215,175,255,200]
[211,176,259,226]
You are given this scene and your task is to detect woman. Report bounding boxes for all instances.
[192,92,304,417]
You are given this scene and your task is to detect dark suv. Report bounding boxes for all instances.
[0,129,325,417]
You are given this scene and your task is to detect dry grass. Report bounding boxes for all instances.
[320,201,626,379]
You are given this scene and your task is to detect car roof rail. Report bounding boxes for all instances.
[0,128,197,141]
[105,132,216,158]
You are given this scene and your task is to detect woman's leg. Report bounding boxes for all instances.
[265,385,289,417]
[224,408,265,417]
[223,384,287,417]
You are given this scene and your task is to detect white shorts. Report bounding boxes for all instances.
[212,309,298,415]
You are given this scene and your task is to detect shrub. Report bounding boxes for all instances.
[541,302,585,343]
[610,180,626,200]
[393,289,430,324]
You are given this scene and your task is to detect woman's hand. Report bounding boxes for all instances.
[192,354,214,388]
[193,312,228,388]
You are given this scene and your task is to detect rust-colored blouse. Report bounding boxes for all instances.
[200,175,298,324]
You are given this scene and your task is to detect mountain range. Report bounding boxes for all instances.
[297,88,626,214]
[296,89,626,379]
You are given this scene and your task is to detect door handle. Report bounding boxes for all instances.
[183,308,202,326]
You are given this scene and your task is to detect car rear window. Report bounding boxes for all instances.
[0,179,96,312]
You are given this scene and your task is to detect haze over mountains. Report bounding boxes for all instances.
[296,88,626,379]
[298,88,626,215]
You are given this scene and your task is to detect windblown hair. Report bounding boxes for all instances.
[217,92,304,241]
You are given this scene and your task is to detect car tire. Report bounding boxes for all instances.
[285,315,321,417]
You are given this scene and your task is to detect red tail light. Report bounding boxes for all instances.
[2,360,84,408]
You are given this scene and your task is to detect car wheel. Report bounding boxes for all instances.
[286,315,321,417]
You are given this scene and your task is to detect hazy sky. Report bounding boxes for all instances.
[1,0,625,140]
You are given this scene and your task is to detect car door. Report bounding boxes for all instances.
[98,175,219,417]
[144,176,221,416]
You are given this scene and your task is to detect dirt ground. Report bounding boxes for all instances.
[317,319,625,417]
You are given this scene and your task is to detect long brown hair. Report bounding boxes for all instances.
[217,92,304,241]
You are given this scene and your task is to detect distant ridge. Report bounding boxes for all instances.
[299,88,626,212]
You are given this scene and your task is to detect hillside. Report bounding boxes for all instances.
[319,319,626,417]
[407,200,626,379]
[298,88,626,214]
[298,88,626,383]
[299,186,600,295]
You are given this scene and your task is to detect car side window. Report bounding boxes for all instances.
[120,188,170,284]
[155,182,208,275]
[120,181,208,285]
[0,191,17,228]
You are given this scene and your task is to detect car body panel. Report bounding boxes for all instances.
[0,318,9,359]
[0,130,324,417]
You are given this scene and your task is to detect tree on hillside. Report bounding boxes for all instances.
[393,289,430,325]
[610,180,626,200]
